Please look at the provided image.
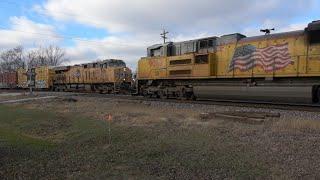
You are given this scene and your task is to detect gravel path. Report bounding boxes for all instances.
[0,96,57,104]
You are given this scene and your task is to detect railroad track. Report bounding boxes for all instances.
[194,99,320,112]
[69,92,320,112]
[1,89,319,112]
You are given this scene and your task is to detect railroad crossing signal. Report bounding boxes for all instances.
[161,29,169,44]
[26,69,36,95]
[26,70,36,87]
[26,71,36,76]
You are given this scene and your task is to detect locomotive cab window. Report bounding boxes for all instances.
[199,40,208,49]
[208,39,214,47]
[195,55,209,64]
[199,39,215,49]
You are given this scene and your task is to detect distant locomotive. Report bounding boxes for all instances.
[136,20,320,103]
[53,59,132,93]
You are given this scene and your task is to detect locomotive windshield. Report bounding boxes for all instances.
[307,20,320,44]
[309,31,320,44]
[100,59,126,68]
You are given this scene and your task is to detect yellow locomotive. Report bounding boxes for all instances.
[137,20,320,103]
[54,59,132,93]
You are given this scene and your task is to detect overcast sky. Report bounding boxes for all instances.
[0,0,319,69]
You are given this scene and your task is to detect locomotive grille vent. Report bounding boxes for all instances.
[169,70,192,76]
[195,55,209,64]
[170,59,192,65]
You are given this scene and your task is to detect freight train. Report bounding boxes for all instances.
[1,20,320,104]
[136,20,320,103]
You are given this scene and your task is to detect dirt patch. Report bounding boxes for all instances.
[200,111,280,125]
[60,97,78,102]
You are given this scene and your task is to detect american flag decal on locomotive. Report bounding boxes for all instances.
[229,43,294,72]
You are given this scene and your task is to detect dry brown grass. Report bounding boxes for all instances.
[4,95,320,178]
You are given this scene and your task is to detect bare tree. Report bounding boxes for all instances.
[26,45,69,68]
[0,45,68,71]
[26,50,40,68]
[0,46,25,72]
[44,45,68,66]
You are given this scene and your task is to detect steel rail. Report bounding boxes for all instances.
[71,93,320,112]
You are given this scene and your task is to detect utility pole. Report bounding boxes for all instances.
[160,29,169,44]
[29,72,33,95]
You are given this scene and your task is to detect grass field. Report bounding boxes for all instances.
[1,97,320,179]
[0,104,269,179]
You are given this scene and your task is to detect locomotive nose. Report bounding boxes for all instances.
[120,68,128,81]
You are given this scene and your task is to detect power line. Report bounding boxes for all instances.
[35,11,108,29]
[0,26,140,47]
[0,1,147,48]
[0,0,39,7]
[0,1,23,6]
[0,1,129,47]
[0,0,109,29]
[0,0,92,18]
[0,5,111,46]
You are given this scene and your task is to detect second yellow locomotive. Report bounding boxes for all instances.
[54,59,132,93]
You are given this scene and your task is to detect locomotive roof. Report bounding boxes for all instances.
[100,59,126,64]
[148,29,307,49]
[53,66,70,71]
[174,36,219,43]
[239,30,305,43]
[78,59,126,66]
